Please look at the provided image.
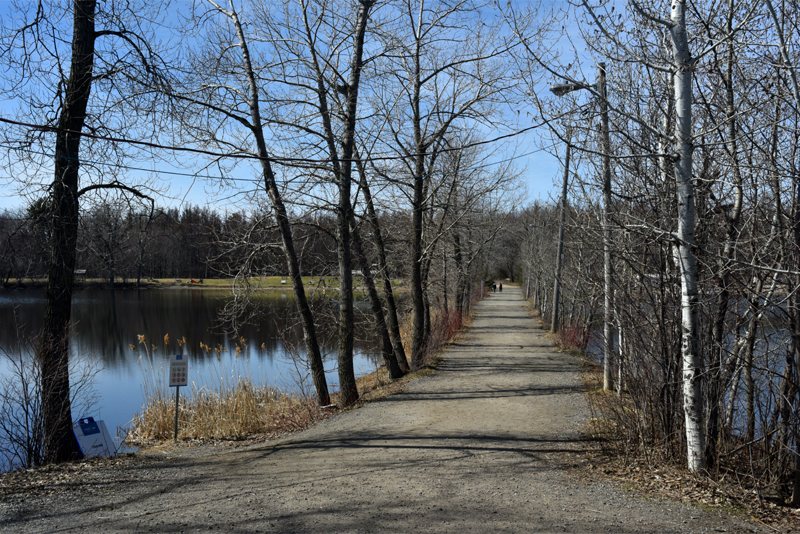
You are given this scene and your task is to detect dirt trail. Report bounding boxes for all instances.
[1,286,766,533]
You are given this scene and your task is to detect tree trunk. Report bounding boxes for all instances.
[228,4,329,406]
[705,0,744,473]
[599,63,615,392]
[38,0,97,464]
[454,231,465,317]
[409,17,427,369]
[616,305,624,395]
[330,0,376,407]
[354,156,409,373]
[742,277,767,443]
[422,261,432,343]
[336,194,357,406]
[670,0,704,473]
[442,248,448,313]
[108,252,115,287]
[350,218,404,379]
[552,140,570,333]
[411,164,426,368]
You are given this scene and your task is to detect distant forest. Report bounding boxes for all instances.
[0,202,419,284]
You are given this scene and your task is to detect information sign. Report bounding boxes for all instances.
[169,354,188,387]
[73,417,115,459]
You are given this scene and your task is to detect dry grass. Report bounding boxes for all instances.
[127,380,325,445]
[127,336,328,446]
[127,356,443,446]
[128,298,469,447]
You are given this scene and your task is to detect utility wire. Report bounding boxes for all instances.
[0,115,547,166]
[0,141,552,185]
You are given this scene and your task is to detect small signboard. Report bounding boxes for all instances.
[169,354,188,387]
[73,417,115,459]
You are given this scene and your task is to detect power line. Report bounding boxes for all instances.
[0,115,547,167]
[0,140,551,186]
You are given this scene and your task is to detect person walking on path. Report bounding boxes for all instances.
[492,282,497,293]
[499,282,503,292]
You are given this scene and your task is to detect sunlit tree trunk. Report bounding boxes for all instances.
[670,0,704,473]
[226,2,330,406]
[350,219,404,379]
[355,157,409,373]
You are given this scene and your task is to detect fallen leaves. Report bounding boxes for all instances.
[578,450,800,533]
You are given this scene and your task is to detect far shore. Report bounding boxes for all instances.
[1,276,408,292]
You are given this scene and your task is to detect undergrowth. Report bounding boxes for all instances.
[127,335,327,445]
[128,379,324,444]
[554,323,800,532]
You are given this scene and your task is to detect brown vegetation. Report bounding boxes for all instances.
[560,335,800,532]
[127,298,470,447]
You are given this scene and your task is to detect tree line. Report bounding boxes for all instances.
[0,202,410,284]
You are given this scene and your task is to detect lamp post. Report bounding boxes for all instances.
[526,223,537,301]
[551,136,570,333]
[551,63,614,391]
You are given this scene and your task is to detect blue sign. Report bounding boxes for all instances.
[79,417,100,435]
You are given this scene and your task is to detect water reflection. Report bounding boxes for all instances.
[0,288,382,436]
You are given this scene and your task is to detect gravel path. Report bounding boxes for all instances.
[1,285,767,533]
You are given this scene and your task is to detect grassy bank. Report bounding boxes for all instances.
[126,357,445,448]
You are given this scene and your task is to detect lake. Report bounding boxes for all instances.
[0,287,383,449]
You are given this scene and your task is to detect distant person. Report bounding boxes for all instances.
[492,283,497,293]
[499,283,503,292]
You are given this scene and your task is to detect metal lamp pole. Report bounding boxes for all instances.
[526,223,537,300]
[551,137,570,333]
[551,63,614,390]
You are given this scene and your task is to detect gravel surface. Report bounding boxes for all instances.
[1,285,768,533]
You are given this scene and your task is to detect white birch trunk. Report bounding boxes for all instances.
[670,0,704,473]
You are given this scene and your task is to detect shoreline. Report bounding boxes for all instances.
[1,276,403,292]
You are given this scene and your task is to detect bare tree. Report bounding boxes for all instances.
[372,0,520,367]
[164,0,333,406]
[1,0,165,462]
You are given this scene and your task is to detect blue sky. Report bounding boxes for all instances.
[0,0,587,213]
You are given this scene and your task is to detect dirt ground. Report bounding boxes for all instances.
[0,285,770,533]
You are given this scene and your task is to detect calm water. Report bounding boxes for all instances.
[0,288,382,442]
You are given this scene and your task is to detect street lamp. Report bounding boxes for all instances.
[550,82,594,97]
[550,63,614,391]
